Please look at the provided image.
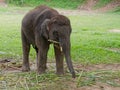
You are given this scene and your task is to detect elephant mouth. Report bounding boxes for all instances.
[48,39,60,44]
[48,39,63,52]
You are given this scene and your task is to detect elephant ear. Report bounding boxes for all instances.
[41,19,50,39]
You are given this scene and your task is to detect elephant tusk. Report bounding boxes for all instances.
[60,46,63,52]
[48,39,63,52]
[48,39,60,44]
[59,38,63,52]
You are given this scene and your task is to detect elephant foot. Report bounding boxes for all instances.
[22,65,30,72]
[71,71,76,78]
[56,71,64,76]
[56,68,64,76]
[37,68,46,74]
[37,70,46,74]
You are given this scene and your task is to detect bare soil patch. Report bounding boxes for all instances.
[1,59,120,73]
[109,29,120,33]
[78,0,98,11]
[57,8,96,16]
[104,48,120,53]
[75,63,120,72]
[0,0,7,7]
[96,0,120,12]
[78,0,120,12]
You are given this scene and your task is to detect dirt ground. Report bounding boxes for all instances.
[0,59,120,90]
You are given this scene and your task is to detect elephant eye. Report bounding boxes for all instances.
[53,31,58,38]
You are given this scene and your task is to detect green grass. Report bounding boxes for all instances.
[0,7,120,64]
[70,13,120,64]
[77,70,120,87]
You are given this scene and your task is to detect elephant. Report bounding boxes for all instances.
[21,5,75,78]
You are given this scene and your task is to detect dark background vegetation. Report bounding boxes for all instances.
[6,0,120,12]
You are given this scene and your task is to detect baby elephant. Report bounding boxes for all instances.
[21,5,75,78]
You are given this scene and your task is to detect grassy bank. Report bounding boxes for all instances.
[95,0,112,8]
[7,0,85,9]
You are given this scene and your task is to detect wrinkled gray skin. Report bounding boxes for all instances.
[21,5,75,78]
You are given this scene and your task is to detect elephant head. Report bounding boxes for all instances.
[41,15,75,78]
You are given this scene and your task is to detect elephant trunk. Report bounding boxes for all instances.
[60,38,76,78]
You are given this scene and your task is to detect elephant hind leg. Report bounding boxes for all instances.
[21,30,30,72]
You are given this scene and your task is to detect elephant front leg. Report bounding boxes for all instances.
[54,44,64,75]
[21,31,30,72]
[37,44,49,74]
